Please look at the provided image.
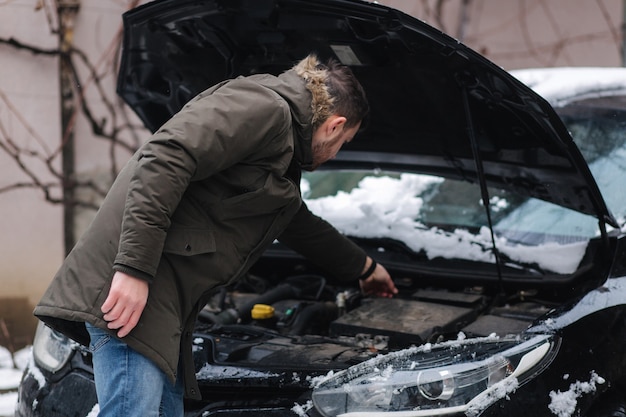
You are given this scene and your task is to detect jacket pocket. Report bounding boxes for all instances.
[85,324,111,353]
[163,228,216,256]
[219,175,297,220]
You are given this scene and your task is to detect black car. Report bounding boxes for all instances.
[16,0,626,416]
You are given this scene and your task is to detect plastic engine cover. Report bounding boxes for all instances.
[330,298,476,346]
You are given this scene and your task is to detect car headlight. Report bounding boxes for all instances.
[32,321,74,373]
[312,334,558,417]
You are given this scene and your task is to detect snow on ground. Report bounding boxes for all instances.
[0,345,30,417]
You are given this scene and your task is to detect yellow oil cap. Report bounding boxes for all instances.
[251,304,275,320]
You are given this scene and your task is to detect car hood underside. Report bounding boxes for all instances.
[117,0,615,226]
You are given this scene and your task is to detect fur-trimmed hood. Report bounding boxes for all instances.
[292,54,334,131]
[269,54,335,170]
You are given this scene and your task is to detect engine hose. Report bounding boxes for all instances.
[288,301,339,336]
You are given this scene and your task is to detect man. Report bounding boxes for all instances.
[34,54,397,416]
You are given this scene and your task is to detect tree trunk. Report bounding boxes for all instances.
[57,0,81,255]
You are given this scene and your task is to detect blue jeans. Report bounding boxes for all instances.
[85,323,184,417]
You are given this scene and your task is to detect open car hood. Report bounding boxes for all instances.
[117,0,616,226]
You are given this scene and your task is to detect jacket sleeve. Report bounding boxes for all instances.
[277,202,367,283]
[114,78,293,279]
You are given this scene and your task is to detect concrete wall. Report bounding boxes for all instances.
[0,0,623,313]
[0,0,146,310]
[1,1,64,305]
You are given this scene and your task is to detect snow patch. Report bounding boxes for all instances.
[512,67,626,108]
[466,376,519,417]
[26,352,46,390]
[0,392,17,417]
[0,345,31,417]
[291,400,313,416]
[548,371,605,417]
[0,367,23,390]
[0,347,12,369]
[85,403,100,417]
[308,370,336,389]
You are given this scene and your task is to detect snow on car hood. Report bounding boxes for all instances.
[117,0,615,226]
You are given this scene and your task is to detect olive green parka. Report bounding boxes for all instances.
[34,56,367,399]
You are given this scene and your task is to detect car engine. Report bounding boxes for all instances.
[193,268,552,374]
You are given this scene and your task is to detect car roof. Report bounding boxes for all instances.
[512,67,626,108]
[117,0,616,226]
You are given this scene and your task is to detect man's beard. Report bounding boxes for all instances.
[308,137,341,171]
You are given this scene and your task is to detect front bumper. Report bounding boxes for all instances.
[15,359,97,417]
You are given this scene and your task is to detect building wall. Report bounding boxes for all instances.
[0,1,64,304]
[379,0,623,69]
[0,0,144,307]
[0,0,623,308]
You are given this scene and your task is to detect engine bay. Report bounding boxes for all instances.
[193,266,553,377]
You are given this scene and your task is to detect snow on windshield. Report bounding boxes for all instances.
[303,173,587,274]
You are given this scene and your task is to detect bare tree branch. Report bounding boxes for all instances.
[0,37,58,56]
[0,2,147,216]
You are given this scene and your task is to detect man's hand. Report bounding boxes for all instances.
[101,271,149,338]
[359,259,398,298]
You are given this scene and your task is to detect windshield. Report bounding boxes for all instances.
[302,94,626,277]
[302,170,590,275]
[556,96,626,227]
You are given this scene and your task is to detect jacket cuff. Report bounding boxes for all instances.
[113,264,154,283]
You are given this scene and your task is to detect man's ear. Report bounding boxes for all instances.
[326,115,347,136]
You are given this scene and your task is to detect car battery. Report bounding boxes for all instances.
[329,298,476,346]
